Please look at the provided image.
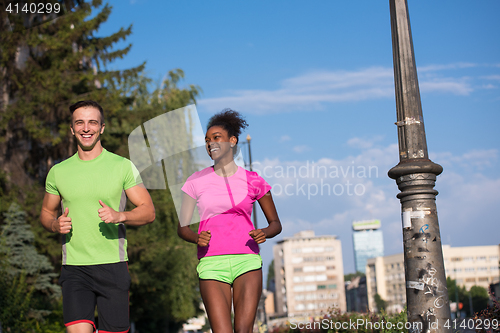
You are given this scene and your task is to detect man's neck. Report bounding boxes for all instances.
[77,143,104,161]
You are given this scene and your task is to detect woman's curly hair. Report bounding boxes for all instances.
[206,109,248,146]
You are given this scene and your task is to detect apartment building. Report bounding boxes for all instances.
[273,230,346,318]
[366,244,500,313]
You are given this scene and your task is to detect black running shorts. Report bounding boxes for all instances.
[59,262,131,333]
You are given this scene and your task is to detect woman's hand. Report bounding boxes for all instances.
[197,230,211,246]
[249,229,267,244]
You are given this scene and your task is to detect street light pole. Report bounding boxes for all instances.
[388,0,451,331]
[246,134,258,230]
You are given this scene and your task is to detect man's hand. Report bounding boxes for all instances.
[197,230,211,247]
[55,207,72,234]
[249,229,266,244]
[98,200,123,224]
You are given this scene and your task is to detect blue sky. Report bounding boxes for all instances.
[97,1,500,276]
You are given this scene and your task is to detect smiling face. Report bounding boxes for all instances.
[70,107,105,152]
[205,126,237,162]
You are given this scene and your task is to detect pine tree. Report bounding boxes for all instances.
[0,202,61,328]
[0,0,144,189]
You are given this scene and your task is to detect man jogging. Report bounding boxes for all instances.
[40,100,155,333]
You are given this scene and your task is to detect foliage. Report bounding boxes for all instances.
[269,307,408,333]
[344,271,365,283]
[447,277,489,317]
[123,71,202,332]
[0,203,64,332]
[1,1,202,331]
[474,288,500,332]
[0,0,143,188]
[374,293,386,313]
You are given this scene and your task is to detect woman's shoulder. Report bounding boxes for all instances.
[241,167,262,179]
[185,166,213,182]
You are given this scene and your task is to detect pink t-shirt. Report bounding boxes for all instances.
[181,166,272,259]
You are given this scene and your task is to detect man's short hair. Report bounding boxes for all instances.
[69,100,105,123]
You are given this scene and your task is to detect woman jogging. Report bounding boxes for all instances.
[177,109,282,333]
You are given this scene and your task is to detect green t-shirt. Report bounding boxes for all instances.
[45,149,142,265]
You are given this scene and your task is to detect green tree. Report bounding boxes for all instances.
[1,0,143,189]
[374,293,386,313]
[120,71,202,332]
[0,203,63,331]
[344,271,365,283]
[469,285,489,315]
[1,1,204,331]
[0,0,144,270]
[447,277,489,316]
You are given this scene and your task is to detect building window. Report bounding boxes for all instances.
[477,256,487,261]
[294,285,304,292]
[328,284,337,289]
[305,285,316,291]
[317,285,326,290]
[326,256,334,261]
[478,277,489,282]
[292,257,303,264]
[465,278,475,283]
[294,267,302,273]
[327,266,335,270]
[295,304,305,311]
[304,275,315,282]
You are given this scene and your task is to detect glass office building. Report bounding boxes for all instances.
[352,220,384,273]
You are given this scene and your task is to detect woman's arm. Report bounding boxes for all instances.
[249,191,282,244]
[177,192,211,246]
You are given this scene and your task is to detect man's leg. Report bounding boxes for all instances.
[67,322,94,333]
[60,266,97,333]
[199,279,233,333]
[95,262,131,332]
[232,269,262,333]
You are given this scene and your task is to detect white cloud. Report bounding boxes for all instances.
[198,63,497,114]
[346,136,384,149]
[279,135,292,143]
[417,62,477,72]
[481,75,500,81]
[258,141,500,273]
[420,78,473,95]
[293,145,310,153]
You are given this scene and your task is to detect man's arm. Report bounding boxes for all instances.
[40,192,72,234]
[98,184,155,226]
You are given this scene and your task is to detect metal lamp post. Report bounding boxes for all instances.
[245,134,258,230]
[388,0,451,331]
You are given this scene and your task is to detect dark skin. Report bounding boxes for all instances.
[177,125,282,333]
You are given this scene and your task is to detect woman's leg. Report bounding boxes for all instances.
[199,279,233,333]
[232,269,262,333]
